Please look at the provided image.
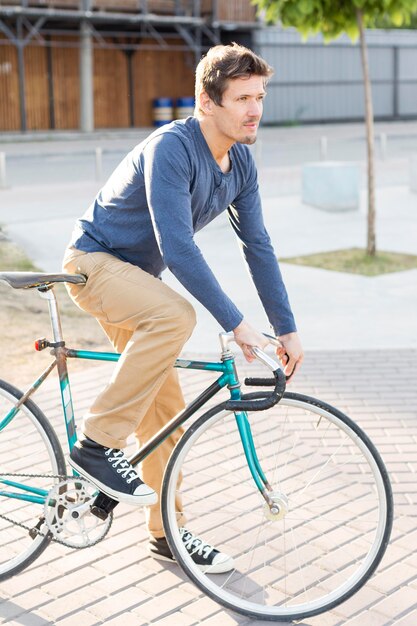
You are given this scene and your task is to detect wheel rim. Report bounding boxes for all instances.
[163,396,392,620]
[0,387,63,577]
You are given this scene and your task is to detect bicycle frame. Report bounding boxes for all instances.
[0,286,272,509]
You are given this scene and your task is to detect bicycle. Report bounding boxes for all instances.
[0,271,393,622]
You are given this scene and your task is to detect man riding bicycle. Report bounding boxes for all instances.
[63,43,304,573]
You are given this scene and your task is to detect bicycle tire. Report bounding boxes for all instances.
[162,391,393,622]
[0,379,66,581]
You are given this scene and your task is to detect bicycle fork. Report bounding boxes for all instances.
[221,353,282,517]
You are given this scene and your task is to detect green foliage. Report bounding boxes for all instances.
[375,10,417,28]
[253,0,417,41]
[0,240,38,271]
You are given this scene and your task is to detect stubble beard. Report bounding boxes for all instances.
[239,135,257,145]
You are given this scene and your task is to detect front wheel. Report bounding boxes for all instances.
[0,379,66,581]
[162,392,393,622]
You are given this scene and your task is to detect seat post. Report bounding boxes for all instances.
[39,286,64,344]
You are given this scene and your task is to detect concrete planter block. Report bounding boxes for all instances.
[302,161,360,211]
[410,155,417,193]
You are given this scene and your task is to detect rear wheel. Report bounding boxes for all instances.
[0,379,66,580]
[162,392,393,621]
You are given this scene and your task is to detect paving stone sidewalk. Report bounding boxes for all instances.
[0,348,416,626]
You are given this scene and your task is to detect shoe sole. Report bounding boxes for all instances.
[198,556,235,574]
[148,551,174,564]
[68,458,158,507]
[149,549,235,574]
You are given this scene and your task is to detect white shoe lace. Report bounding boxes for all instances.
[105,449,140,484]
[179,527,214,560]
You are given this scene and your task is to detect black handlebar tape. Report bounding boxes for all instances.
[245,373,291,386]
[244,377,276,387]
[224,368,286,411]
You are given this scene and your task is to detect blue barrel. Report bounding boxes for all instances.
[153,97,173,127]
[175,97,195,120]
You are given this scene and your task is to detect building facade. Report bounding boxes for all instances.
[255,27,417,125]
[0,2,416,131]
[0,0,257,131]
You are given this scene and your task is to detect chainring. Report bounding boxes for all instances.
[43,477,112,548]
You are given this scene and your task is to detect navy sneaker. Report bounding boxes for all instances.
[69,437,157,506]
[148,527,234,574]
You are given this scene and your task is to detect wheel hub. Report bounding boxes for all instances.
[264,491,289,521]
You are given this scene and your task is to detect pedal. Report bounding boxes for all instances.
[29,516,46,539]
[90,492,119,520]
[90,506,108,520]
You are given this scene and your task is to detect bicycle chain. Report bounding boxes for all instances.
[0,472,112,548]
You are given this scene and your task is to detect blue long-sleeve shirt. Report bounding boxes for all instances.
[69,116,296,335]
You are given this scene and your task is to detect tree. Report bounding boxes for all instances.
[253,0,417,256]
[375,11,417,28]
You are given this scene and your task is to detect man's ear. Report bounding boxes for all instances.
[199,91,213,116]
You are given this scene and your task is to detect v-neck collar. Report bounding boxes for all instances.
[191,117,234,177]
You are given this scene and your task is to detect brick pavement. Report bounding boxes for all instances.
[0,348,416,626]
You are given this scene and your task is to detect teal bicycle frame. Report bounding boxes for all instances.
[0,285,274,512]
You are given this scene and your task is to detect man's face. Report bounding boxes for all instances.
[209,75,266,145]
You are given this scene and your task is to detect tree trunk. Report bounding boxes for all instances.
[356,9,376,256]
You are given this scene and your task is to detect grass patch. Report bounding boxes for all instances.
[0,231,38,271]
[281,248,417,276]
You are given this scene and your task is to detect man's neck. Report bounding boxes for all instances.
[198,117,233,171]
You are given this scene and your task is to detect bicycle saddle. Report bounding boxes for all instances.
[0,272,87,289]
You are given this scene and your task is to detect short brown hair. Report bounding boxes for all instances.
[195,43,273,111]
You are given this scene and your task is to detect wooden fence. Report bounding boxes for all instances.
[0,0,257,131]
[0,42,20,131]
[0,36,195,130]
[2,1,257,19]
[202,0,256,21]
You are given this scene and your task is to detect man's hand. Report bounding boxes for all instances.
[233,320,269,362]
[233,322,304,381]
[276,332,304,382]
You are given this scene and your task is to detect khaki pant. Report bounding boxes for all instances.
[62,247,196,537]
